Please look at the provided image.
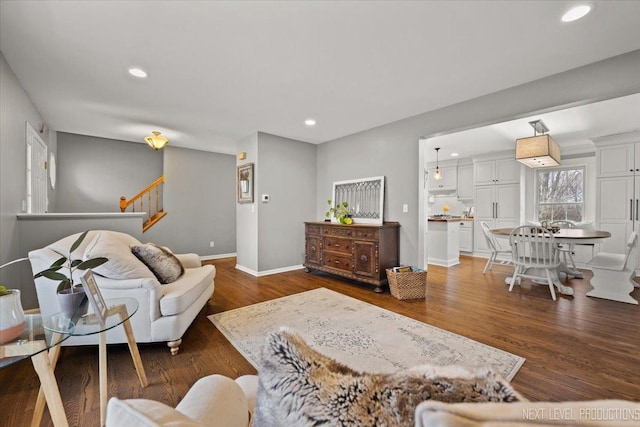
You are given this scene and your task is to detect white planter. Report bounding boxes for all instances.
[0,289,26,344]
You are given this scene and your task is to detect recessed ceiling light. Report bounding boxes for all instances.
[128,67,148,78]
[451,153,459,157]
[562,5,591,22]
[305,119,316,126]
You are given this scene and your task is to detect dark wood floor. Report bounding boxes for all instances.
[2,256,639,426]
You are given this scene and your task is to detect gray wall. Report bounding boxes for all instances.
[236,133,259,272]
[56,132,163,212]
[144,146,236,256]
[318,49,640,267]
[257,133,316,271]
[0,51,49,293]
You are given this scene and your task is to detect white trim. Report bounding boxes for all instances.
[234,264,304,277]
[200,253,236,261]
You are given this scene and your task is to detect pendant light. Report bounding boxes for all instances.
[144,131,169,151]
[515,120,560,168]
[433,147,443,180]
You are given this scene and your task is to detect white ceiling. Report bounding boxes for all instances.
[2,1,640,154]
[426,92,640,161]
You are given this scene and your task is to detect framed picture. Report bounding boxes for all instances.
[80,269,108,326]
[237,163,254,203]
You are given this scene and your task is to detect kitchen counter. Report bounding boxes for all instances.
[428,217,474,222]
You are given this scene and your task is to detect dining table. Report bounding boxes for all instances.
[490,227,611,296]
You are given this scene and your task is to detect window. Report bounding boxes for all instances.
[537,167,584,222]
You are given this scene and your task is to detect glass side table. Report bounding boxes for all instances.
[0,314,74,427]
[34,297,148,427]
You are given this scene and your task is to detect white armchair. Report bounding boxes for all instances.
[28,230,215,354]
[106,374,258,427]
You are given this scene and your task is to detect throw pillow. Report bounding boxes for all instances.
[253,328,524,427]
[131,243,184,284]
[84,231,156,281]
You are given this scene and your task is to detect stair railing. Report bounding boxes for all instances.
[120,175,166,232]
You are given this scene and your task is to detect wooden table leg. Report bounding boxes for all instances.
[118,306,148,387]
[99,331,107,426]
[31,334,64,427]
[31,351,69,427]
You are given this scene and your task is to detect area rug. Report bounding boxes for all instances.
[209,288,525,381]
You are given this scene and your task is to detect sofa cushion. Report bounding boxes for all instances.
[159,265,215,316]
[106,398,203,427]
[131,243,185,284]
[415,400,640,426]
[253,328,523,427]
[84,231,156,281]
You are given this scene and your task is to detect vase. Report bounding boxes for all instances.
[57,288,88,320]
[0,289,26,344]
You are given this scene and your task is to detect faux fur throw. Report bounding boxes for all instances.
[130,243,184,284]
[253,328,524,427]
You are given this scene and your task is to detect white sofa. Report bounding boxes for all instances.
[28,230,215,355]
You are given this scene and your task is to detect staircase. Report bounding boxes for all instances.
[120,175,166,232]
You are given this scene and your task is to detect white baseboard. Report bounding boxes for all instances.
[235,264,304,277]
[200,253,236,261]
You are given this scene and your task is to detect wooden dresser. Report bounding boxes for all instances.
[304,221,400,292]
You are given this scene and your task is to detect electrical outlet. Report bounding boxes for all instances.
[209,241,215,248]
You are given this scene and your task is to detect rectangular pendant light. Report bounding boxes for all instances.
[515,134,561,168]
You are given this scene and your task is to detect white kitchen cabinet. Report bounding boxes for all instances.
[474,159,520,186]
[596,143,638,178]
[593,133,640,272]
[457,164,474,200]
[428,165,457,192]
[473,184,519,254]
[458,220,473,252]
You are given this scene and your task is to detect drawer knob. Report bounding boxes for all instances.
[335,260,341,265]
[360,255,368,262]
[310,245,316,252]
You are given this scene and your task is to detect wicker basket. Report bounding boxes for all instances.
[386,268,427,300]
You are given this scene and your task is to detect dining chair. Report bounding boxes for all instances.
[480,221,511,274]
[508,225,561,301]
[550,220,577,270]
[587,231,638,304]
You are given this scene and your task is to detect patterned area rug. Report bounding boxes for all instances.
[209,288,525,381]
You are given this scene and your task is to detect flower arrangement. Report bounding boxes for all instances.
[325,200,352,224]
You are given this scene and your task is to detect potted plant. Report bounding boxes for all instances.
[33,231,108,319]
[0,285,26,344]
[325,200,353,224]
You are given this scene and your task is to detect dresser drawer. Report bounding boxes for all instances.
[306,224,322,235]
[323,236,352,255]
[322,253,353,273]
[354,229,378,240]
[322,226,354,238]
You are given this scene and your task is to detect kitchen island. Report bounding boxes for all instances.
[427,217,473,267]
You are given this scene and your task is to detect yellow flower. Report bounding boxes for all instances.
[443,205,450,212]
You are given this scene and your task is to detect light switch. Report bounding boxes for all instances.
[402,204,409,213]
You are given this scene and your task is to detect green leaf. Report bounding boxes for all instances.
[76,257,108,270]
[50,257,67,268]
[70,259,82,267]
[41,271,68,281]
[56,279,72,293]
[69,231,89,253]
